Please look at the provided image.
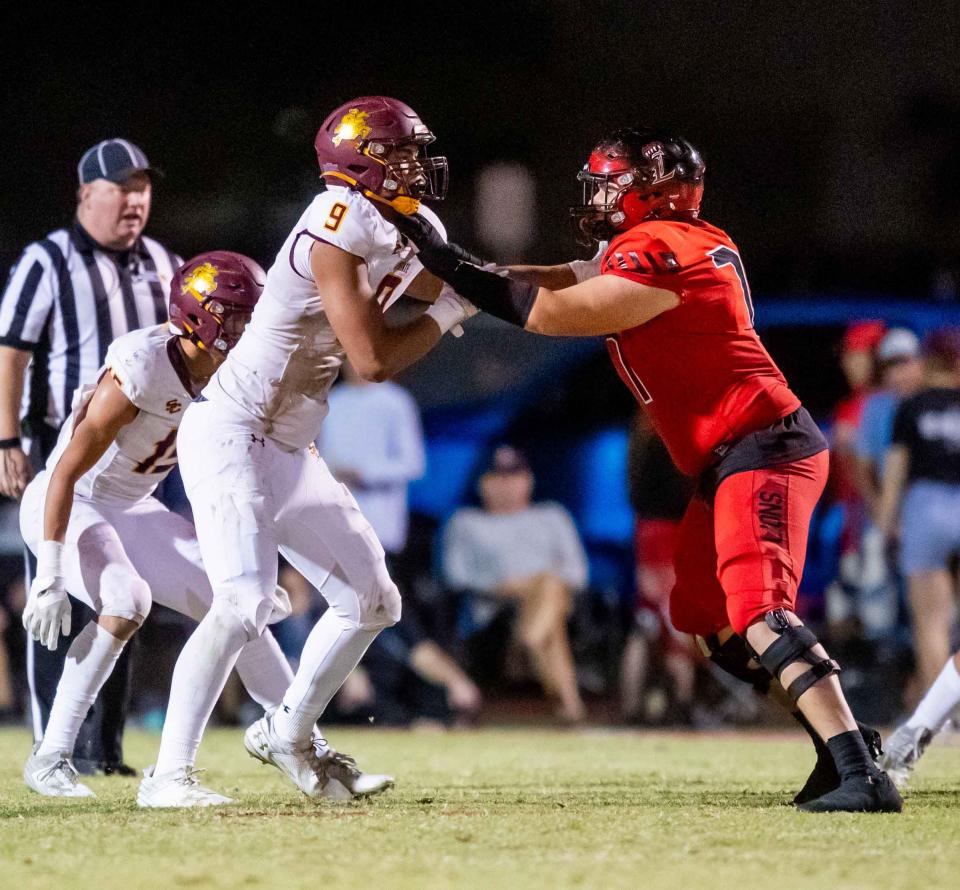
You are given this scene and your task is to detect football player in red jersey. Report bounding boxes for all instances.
[386,128,902,813]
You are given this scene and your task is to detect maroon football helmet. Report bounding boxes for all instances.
[168,251,265,354]
[570,128,705,244]
[314,96,448,214]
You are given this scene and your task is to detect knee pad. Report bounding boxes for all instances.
[697,632,772,694]
[101,575,152,626]
[750,608,840,703]
[211,586,274,639]
[208,596,264,644]
[361,579,401,630]
[321,573,401,631]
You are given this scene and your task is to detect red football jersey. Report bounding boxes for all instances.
[603,217,800,476]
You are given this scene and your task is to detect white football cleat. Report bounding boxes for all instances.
[23,748,95,798]
[315,746,394,798]
[244,714,353,801]
[137,766,235,808]
[881,723,934,789]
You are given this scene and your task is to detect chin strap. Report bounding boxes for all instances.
[320,171,421,215]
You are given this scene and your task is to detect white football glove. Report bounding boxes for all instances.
[425,284,479,338]
[23,540,71,651]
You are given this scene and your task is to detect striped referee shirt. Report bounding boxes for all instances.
[0,220,182,445]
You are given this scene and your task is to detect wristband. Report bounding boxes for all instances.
[37,540,64,578]
[0,437,22,450]
[440,263,538,329]
[567,258,601,284]
[425,297,468,335]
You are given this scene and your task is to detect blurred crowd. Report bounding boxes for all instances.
[2,323,960,731]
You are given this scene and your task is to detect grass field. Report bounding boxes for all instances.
[1,726,958,889]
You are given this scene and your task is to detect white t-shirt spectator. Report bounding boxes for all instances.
[317,381,425,554]
[443,502,588,593]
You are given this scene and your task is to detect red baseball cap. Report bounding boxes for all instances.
[843,320,886,352]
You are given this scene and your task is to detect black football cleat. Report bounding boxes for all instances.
[796,770,903,813]
[793,722,882,805]
[100,761,137,777]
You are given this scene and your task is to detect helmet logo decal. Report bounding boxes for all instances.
[643,143,675,184]
[181,262,219,303]
[332,108,372,147]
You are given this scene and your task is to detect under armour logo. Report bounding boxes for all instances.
[250,434,265,446]
[165,399,182,414]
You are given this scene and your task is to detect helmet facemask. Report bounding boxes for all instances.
[363,131,448,209]
[570,130,706,245]
[570,168,636,246]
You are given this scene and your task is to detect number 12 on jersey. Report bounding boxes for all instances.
[708,246,754,326]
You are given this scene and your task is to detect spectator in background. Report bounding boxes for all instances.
[877,329,960,700]
[620,412,697,724]
[825,321,886,639]
[316,371,480,725]
[317,360,425,578]
[335,618,482,728]
[443,446,588,723]
[829,329,925,641]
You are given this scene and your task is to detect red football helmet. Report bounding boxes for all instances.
[570,128,705,244]
[168,251,265,354]
[314,96,448,214]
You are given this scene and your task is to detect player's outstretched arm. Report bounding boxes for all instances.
[391,212,677,336]
[23,373,138,650]
[43,374,138,543]
[312,242,473,383]
[525,275,679,336]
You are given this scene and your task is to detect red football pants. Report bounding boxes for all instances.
[668,451,829,637]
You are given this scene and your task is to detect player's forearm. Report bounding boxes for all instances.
[349,315,442,383]
[503,264,578,291]
[42,462,82,542]
[0,345,30,438]
[42,423,121,541]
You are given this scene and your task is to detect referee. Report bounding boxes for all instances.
[0,138,182,774]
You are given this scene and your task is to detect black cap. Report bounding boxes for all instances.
[486,445,530,475]
[78,139,157,185]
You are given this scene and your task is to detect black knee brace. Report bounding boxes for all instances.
[752,608,840,702]
[698,632,772,695]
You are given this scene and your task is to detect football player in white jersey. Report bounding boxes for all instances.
[144,97,478,806]
[20,252,326,805]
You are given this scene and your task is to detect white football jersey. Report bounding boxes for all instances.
[46,324,193,504]
[202,185,446,450]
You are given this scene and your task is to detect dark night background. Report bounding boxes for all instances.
[3,2,959,290]
[2,1,960,419]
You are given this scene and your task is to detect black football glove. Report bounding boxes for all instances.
[379,206,537,329]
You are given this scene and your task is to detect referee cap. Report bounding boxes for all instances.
[78,138,158,185]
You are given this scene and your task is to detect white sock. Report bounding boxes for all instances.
[235,630,294,711]
[37,621,126,757]
[272,611,380,747]
[154,602,249,775]
[908,656,960,733]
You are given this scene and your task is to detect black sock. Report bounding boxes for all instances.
[826,730,874,780]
